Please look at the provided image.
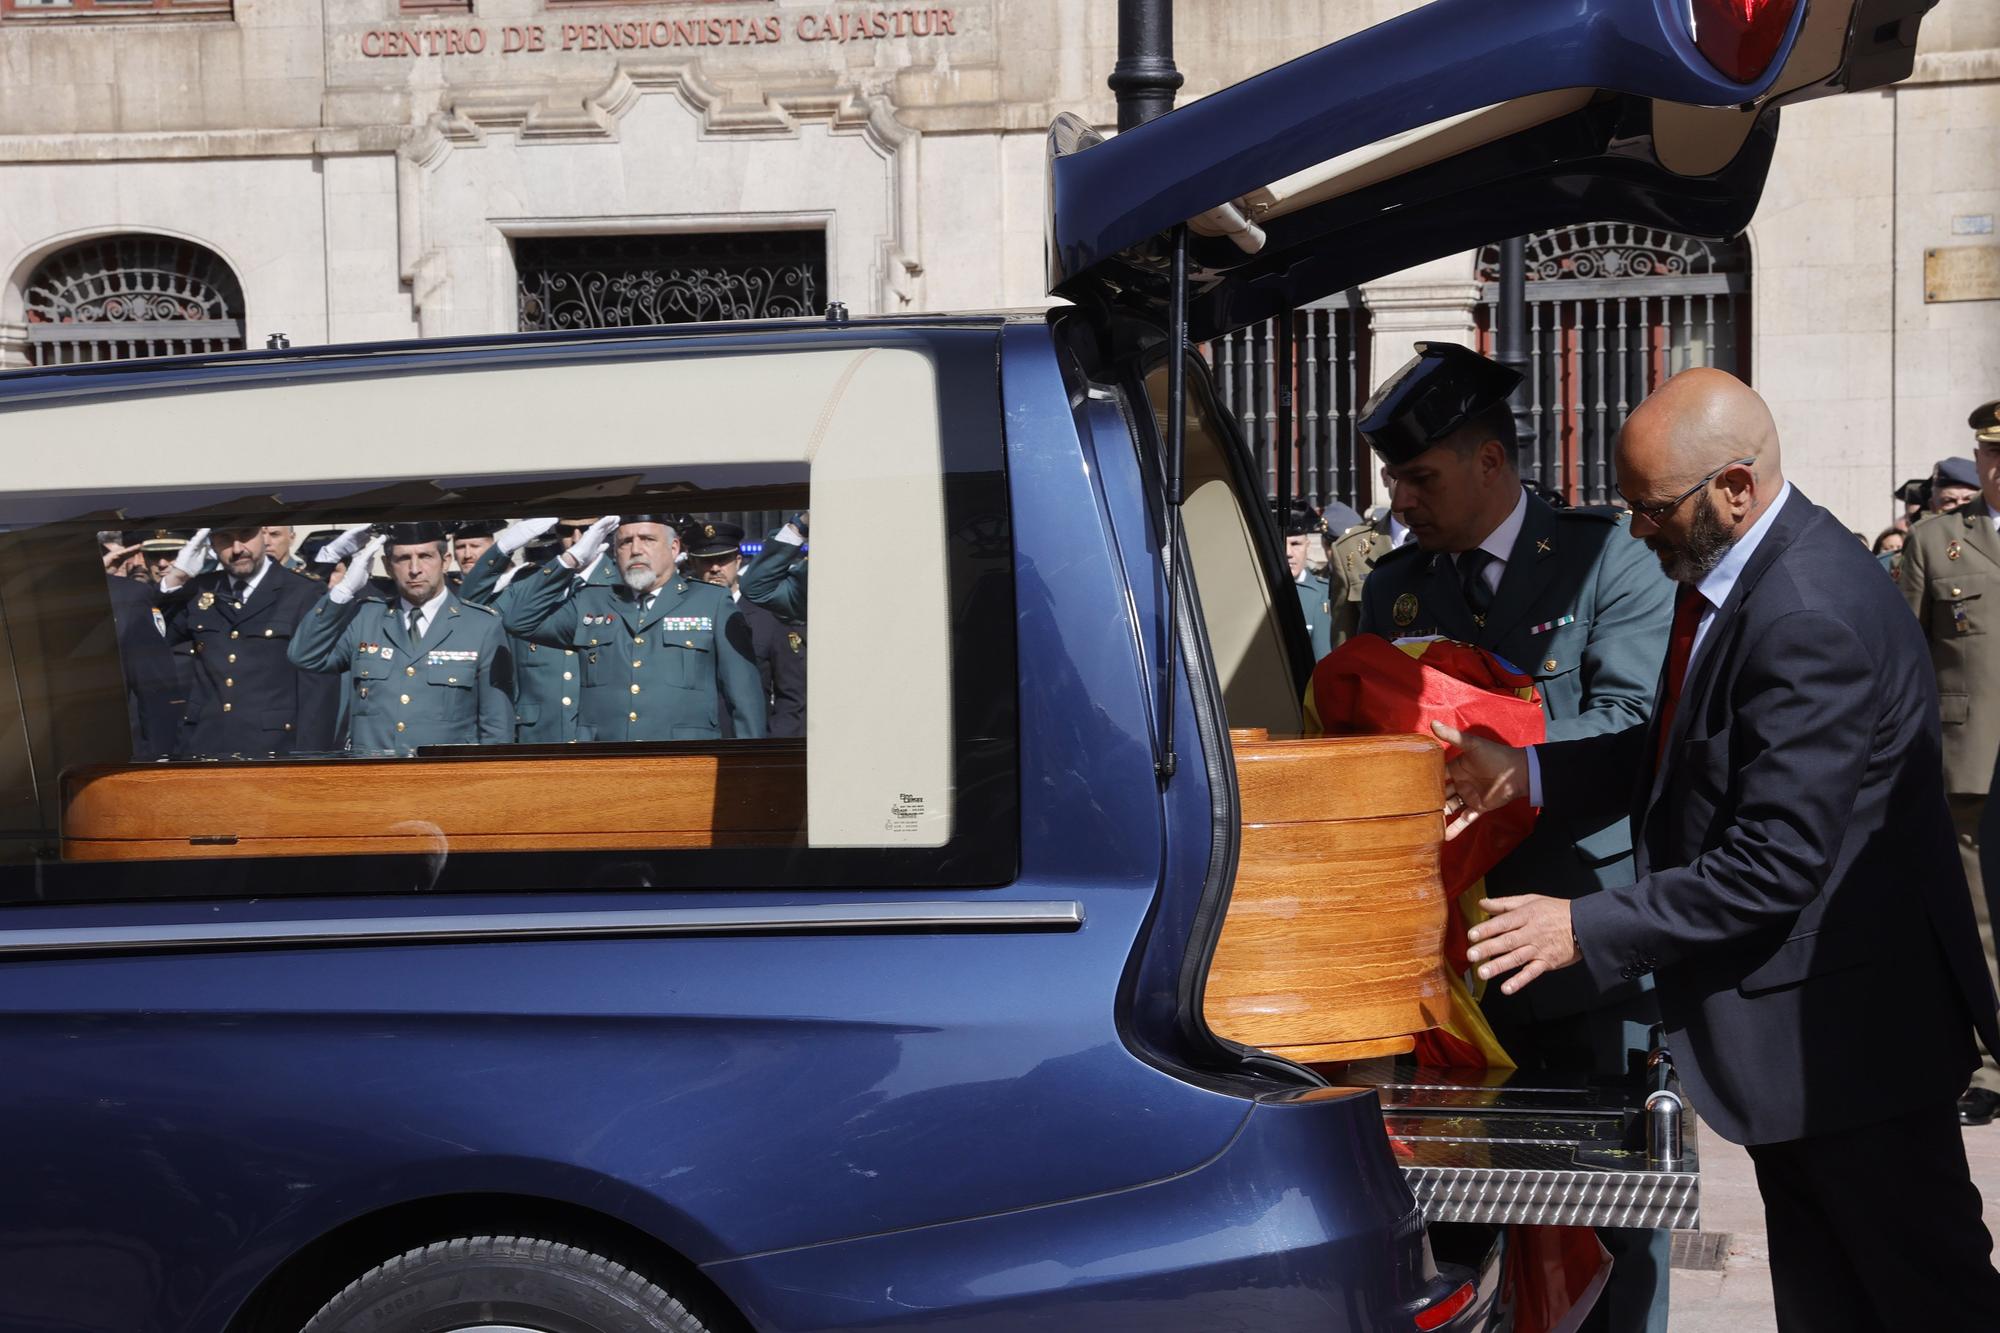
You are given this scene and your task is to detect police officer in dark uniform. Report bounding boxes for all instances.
[1354,343,1675,1333]
[104,569,184,760]
[1284,500,1334,659]
[503,515,766,742]
[289,523,513,755]
[156,525,342,757]
[457,516,621,743]
[682,519,806,738]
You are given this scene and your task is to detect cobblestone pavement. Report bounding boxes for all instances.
[1666,1116,2000,1331]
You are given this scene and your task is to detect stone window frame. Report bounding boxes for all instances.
[0,0,231,20]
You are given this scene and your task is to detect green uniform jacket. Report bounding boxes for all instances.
[288,589,513,755]
[1359,491,1674,1021]
[741,528,808,623]
[1326,515,1400,649]
[502,563,767,742]
[1899,499,2000,796]
[1294,571,1333,660]
[459,546,620,743]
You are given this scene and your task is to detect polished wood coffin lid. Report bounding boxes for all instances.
[1204,729,1450,1064]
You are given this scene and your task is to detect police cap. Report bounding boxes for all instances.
[140,529,191,554]
[1281,500,1321,537]
[296,533,339,565]
[618,515,683,531]
[1934,456,1979,490]
[451,518,502,540]
[1972,400,2000,445]
[683,520,745,559]
[1357,342,1521,466]
[383,521,449,547]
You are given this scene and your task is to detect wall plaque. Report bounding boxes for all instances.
[1925,246,2000,304]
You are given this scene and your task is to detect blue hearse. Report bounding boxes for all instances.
[0,1,1931,1329]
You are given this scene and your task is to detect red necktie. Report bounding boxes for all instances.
[1655,584,1705,769]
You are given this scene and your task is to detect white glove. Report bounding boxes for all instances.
[496,516,559,557]
[327,535,384,604]
[316,523,373,565]
[560,514,620,570]
[157,527,211,591]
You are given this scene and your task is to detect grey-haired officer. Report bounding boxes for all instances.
[1284,501,1334,659]
[457,516,620,743]
[289,522,513,755]
[503,515,767,742]
[683,518,806,738]
[1353,342,1674,1333]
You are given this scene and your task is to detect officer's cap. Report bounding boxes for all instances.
[1894,476,1931,506]
[118,529,150,548]
[1971,400,2000,445]
[1357,342,1521,466]
[451,519,502,540]
[1934,456,1979,490]
[618,514,682,531]
[383,521,449,547]
[1282,500,1321,538]
[296,533,339,565]
[683,520,745,559]
[139,529,191,554]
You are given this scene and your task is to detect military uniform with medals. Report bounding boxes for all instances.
[1325,513,1403,648]
[502,515,768,743]
[1900,403,2000,1118]
[160,557,343,757]
[1353,343,1675,1333]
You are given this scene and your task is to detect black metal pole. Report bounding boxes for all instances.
[1111,0,1183,131]
[1495,235,1532,467]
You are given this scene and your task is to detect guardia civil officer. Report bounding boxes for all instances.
[682,519,806,738]
[1899,399,2000,1126]
[1354,342,1675,1333]
[1284,501,1334,659]
[155,525,342,757]
[742,510,809,624]
[503,515,767,742]
[457,516,620,743]
[289,523,513,755]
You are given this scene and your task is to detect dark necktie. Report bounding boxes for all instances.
[405,606,422,642]
[1655,584,1706,768]
[1456,548,1497,619]
[230,579,246,605]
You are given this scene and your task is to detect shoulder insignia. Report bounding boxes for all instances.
[459,600,498,615]
[1337,521,1374,539]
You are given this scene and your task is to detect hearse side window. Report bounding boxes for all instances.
[0,334,1017,902]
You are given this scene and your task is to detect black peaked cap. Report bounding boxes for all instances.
[1357,342,1521,465]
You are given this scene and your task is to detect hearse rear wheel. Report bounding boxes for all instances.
[298,1235,716,1333]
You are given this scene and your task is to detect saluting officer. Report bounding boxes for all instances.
[458,516,620,743]
[289,523,513,755]
[682,519,806,738]
[742,510,809,624]
[1899,400,2000,1127]
[504,515,767,742]
[155,525,343,757]
[1284,501,1334,659]
[1353,342,1675,1333]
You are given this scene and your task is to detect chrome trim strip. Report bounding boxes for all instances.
[0,901,1085,957]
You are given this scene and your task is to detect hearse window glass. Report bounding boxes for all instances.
[0,335,1017,902]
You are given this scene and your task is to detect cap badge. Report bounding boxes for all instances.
[1393,593,1419,627]
[704,524,716,538]
[787,631,803,654]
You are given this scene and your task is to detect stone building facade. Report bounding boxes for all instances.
[0,0,1993,532]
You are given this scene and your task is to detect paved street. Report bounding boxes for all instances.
[1668,1117,2000,1330]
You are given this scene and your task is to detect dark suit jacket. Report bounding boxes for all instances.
[160,561,343,757]
[723,595,806,740]
[1361,492,1674,1020]
[1544,490,2000,1145]
[104,575,184,761]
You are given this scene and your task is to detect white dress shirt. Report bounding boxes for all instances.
[398,586,450,641]
[1452,486,1529,596]
[226,556,274,603]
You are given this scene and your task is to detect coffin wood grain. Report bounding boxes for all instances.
[1204,733,1450,1060]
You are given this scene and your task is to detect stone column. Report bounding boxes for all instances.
[1359,252,1484,391]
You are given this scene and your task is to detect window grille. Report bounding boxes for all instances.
[517,231,827,332]
[23,234,247,366]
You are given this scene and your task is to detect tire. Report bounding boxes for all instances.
[298,1234,717,1333]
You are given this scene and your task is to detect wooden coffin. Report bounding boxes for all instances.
[1204,731,1449,1065]
[59,744,806,861]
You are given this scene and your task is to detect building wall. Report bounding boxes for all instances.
[0,0,1993,535]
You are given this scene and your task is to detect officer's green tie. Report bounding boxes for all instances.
[405,606,421,642]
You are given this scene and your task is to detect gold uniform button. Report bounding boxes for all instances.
[227,653,236,664]
[400,694,411,705]
[529,644,538,653]
[396,721,406,733]
[224,677,234,688]
[1543,659,1558,672]
[634,636,645,645]
[222,702,232,713]
[565,648,576,656]
[264,629,273,637]
[632,660,642,669]
[406,666,416,677]
[628,711,638,722]
[561,696,572,707]
[1953,586,1963,597]
[229,630,240,640]
[630,683,641,695]
[684,639,693,646]
[562,671,573,681]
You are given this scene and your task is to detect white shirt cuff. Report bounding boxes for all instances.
[1525,745,1544,808]
[776,523,805,547]
[328,585,356,605]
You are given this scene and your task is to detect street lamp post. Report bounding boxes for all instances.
[1494,236,1534,479]
[1110,0,1182,132]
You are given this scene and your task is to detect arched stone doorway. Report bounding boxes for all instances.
[22,234,246,366]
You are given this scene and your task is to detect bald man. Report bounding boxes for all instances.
[1435,369,2000,1331]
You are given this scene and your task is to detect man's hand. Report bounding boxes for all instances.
[1466,895,1578,995]
[100,542,142,574]
[1431,721,1531,840]
[328,535,384,604]
[316,523,373,565]
[559,514,619,571]
[157,527,211,592]
[495,517,558,557]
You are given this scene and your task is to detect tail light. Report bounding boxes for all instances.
[1413,1278,1476,1331]
[1687,0,1801,83]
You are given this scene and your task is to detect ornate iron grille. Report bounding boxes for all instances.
[516,231,826,331]
[24,234,246,366]
[1476,223,1750,505]
[1209,292,1372,519]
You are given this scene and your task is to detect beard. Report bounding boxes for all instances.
[622,565,658,593]
[1647,490,1736,584]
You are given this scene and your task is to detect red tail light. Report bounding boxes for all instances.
[1688,0,1800,83]
[1413,1279,1476,1331]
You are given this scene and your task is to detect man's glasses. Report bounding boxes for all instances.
[1618,456,1756,524]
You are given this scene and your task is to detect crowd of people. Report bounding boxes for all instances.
[94,512,810,761]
